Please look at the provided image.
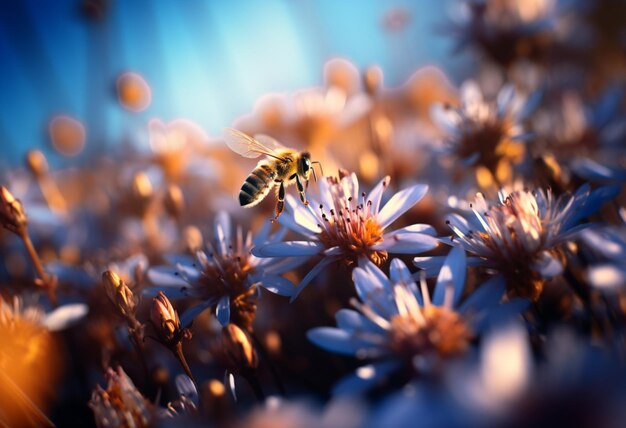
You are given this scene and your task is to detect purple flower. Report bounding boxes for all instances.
[417,184,619,299]
[252,173,439,301]
[147,211,301,330]
[307,248,526,395]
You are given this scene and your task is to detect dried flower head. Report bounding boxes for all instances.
[89,367,153,428]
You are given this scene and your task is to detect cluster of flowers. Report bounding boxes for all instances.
[1,1,626,427]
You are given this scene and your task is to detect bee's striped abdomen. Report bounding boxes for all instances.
[239,163,276,207]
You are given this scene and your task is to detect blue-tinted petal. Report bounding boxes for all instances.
[251,241,324,257]
[374,233,439,254]
[307,327,361,355]
[432,246,467,307]
[377,184,429,230]
[216,295,231,326]
[44,303,89,332]
[459,274,506,315]
[259,274,296,296]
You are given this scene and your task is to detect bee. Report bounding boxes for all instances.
[224,128,322,219]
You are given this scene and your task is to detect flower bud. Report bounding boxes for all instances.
[164,184,184,219]
[102,270,137,318]
[151,292,180,343]
[25,150,49,178]
[221,323,258,372]
[0,186,28,235]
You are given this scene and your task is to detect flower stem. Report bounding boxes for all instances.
[173,342,195,385]
[20,230,57,306]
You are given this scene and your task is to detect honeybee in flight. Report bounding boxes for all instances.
[224,128,322,219]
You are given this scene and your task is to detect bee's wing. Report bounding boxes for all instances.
[253,134,286,152]
[223,128,285,159]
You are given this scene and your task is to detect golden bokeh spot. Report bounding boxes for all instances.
[117,72,152,112]
[49,115,86,157]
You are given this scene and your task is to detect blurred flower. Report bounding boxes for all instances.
[48,115,86,157]
[308,250,523,394]
[253,173,439,301]
[532,88,626,183]
[148,211,300,330]
[148,118,213,183]
[0,296,87,427]
[234,397,365,428]
[449,0,562,67]
[89,366,154,428]
[431,81,537,188]
[438,184,618,299]
[116,71,152,112]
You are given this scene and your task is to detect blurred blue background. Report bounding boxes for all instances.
[0,0,467,166]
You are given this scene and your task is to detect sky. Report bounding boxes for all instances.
[0,0,469,167]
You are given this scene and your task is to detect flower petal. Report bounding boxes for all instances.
[44,303,89,332]
[459,274,506,315]
[534,251,563,279]
[432,246,467,307]
[214,211,232,255]
[216,295,231,326]
[278,195,320,237]
[147,266,189,287]
[377,184,429,230]
[335,309,383,333]
[259,274,296,296]
[252,241,325,258]
[388,223,437,236]
[374,233,439,254]
[307,327,361,355]
[366,176,390,214]
[389,258,414,286]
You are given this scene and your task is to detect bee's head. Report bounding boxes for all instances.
[298,152,312,178]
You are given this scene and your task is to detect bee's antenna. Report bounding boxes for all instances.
[311,161,324,180]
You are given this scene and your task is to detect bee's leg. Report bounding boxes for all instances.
[295,174,309,206]
[273,181,285,222]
